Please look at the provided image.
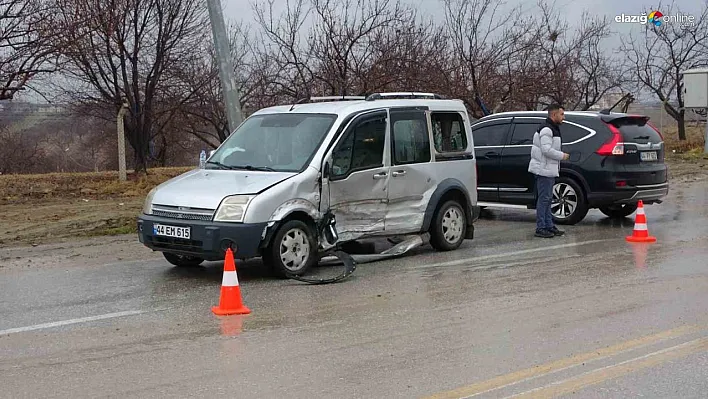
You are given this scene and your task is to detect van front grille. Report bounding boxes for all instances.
[152,204,214,221]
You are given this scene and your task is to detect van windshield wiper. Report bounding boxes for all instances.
[231,165,277,172]
[206,161,238,170]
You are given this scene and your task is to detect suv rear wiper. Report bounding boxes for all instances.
[232,165,276,172]
[206,161,238,170]
[634,136,650,140]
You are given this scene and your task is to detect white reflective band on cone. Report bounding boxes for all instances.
[222,270,240,286]
[637,207,645,215]
[634,223,648,230]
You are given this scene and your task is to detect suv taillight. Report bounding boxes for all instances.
[597,122,624,155]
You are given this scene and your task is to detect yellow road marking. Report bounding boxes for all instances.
[508,336,708,398]
[422,325,703,399]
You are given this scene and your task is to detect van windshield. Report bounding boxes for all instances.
[208,113,337,172]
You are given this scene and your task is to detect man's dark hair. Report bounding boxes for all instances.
[547,103,564,113]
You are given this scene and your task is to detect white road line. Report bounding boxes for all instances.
[0,310,148,336]
[415,239,613,269]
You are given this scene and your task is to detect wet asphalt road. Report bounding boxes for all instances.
[1,179,708,398]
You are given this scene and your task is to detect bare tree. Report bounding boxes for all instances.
[442,0,538,117]
[621,0,708,140]
[45,0,209,172]
[535,1,627,110]
[0,0,57,100]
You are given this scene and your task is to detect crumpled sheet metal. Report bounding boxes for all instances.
[319,233,430,265]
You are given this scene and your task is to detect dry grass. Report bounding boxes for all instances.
[663,124,708,161]
[0,166,192,204]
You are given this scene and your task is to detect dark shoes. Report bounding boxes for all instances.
[535,227,565,238]
[549,226,565,236]
[534,229,554,238]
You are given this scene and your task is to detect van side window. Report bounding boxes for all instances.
[331,114,386,178]
[391,110,430,164]
[431,112,468,152]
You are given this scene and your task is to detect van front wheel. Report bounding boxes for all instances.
[266,220,317,278]
[429,200,467,251]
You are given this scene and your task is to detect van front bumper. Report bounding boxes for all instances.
[137,214,267,261]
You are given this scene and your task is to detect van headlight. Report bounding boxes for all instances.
[143,187,158,215]
[214,195,254,222]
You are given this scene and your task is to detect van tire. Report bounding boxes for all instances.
[163,252,204,267]
[265,220,318,278]
[429,200,467,251]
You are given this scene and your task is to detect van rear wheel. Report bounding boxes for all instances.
[429,200,467,251]
[266,220,317,278]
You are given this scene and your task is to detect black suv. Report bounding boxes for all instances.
[470,110,668,225]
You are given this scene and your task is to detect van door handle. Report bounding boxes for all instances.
[373,172,387,180]
[392,170,406,177]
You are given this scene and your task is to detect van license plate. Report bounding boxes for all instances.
[640,151,657,161]
[153,224,191,239]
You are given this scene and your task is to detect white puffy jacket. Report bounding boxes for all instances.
[528,123,565,178]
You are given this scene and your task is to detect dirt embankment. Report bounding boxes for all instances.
[0,167,190,247]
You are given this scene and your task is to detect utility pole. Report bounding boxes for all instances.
[206,0,244,134]
[117,102,129,182]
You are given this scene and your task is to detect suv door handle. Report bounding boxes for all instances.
[373,172,387,180]
[392,170,406,177]
[484,151,499,158]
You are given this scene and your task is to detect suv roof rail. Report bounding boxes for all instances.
[365,92,444,101]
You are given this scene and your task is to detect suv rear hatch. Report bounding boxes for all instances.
[598,114,667,185]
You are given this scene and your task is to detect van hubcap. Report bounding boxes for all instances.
[442,207,463,243]
[552,183,577,219]
[280,228,311,272]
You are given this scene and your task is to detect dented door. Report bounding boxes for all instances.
[385,108,436,234]
[324,110,390,241]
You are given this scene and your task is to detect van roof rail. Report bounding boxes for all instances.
[309,96,366,102]
[365,92,444,101]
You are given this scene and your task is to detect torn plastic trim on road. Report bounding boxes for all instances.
[285,233,430,285]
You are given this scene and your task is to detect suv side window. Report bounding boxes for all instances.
[561,123,591,144]
[331,113,386,178]
[391,110,431,164]
[472,122,510,147]
[509,123,538,145]
[431,112,468,152]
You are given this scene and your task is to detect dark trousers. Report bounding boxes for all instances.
[535,175,555,230]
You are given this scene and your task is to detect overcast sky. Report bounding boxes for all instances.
[224,0,704,38]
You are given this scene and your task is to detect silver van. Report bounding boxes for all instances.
[138,92,478,276]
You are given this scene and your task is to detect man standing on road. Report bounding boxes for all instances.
[528,104,570,238]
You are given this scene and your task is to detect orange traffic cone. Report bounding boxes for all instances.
[626,200,656,243]
[212,248,251,315]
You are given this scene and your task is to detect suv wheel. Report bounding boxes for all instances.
[551,177,589,225]
[163,252,204,267]
[430,200,467,251]
[266,220,317,278]
[599,203,638,219]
